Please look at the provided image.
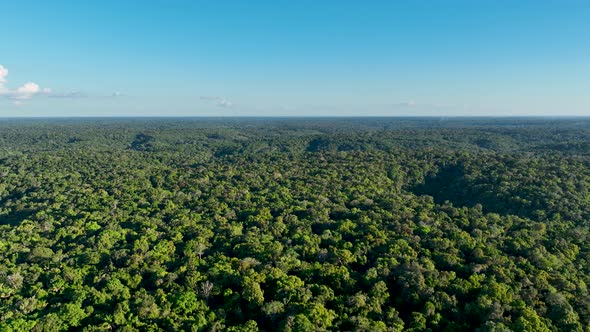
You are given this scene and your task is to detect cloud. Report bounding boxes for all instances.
[389,100,416,107]
[0,65,125,106]
[14,82,41,99]
[49,91,127,99]
[200,96,233,108]
[0,66,8,84]
[48,90,88,99]
[17,82,40,94]
[217,99,232,108]
[0,65,48,100]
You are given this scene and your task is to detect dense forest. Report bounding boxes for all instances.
[0,117,589,331]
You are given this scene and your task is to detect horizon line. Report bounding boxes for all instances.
[1,115,590,119]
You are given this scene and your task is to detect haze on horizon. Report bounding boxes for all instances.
[1,0,589,117]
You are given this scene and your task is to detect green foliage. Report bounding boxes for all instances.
[0,118,589,331]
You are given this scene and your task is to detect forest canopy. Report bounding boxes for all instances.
[0,117,589,331]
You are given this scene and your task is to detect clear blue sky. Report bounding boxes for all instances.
[1,0,589,116]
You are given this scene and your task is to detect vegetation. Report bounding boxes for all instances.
[0,117,589,331]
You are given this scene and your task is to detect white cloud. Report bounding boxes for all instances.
[0,66,8,84]
[48,90,88,99]
[0,65,48,100]
[217,98,232,108]
[0,65,123,106]
[200,96,233,108]
[390,100,417,107]
[14,82,41,99]
[17,82,40,94]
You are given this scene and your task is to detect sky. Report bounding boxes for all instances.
[0,0,589,117]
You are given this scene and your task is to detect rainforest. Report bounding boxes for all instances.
[0,117,589,331]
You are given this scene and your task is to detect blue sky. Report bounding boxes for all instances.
[1,0,589,116]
